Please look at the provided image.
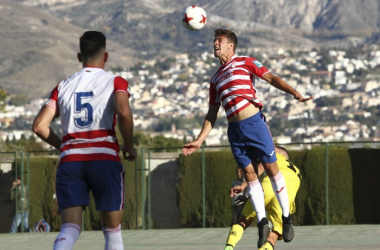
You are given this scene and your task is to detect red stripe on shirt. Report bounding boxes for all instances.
[60,141,119,152]
[62,129,116,143]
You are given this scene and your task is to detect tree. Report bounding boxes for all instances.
[10,94,30,106]
[0,87,6,111]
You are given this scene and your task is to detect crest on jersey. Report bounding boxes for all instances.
[253,60,263,68]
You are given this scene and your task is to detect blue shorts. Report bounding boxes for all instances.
[56,160,125,213]
[228,112,276,168]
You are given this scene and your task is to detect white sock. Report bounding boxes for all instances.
[270,171,290,217]
[53,223,81,250]
[248,179,266,222]
[103,225,123,250]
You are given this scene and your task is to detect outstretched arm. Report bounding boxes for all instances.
[182,105,220,156]
[262,72,313,102]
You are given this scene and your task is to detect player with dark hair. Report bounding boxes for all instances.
[231,167,248,225]
[32,30,136,250]
[183,28,311,248]
[225,146,301,250]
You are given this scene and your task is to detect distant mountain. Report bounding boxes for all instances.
[27,0,380,52]
[0,0,135,98]
[1,0,380,98]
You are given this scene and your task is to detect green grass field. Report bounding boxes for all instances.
[1,225,379,250]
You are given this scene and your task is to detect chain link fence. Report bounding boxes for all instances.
[0,152,24,233]
[142,141,380,229]
[1,141,379,233]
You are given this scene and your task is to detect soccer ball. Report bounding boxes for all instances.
[181,5,207,31]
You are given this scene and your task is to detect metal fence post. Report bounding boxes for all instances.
[325,143,329,225]
[201,146,206,228]
[141,147,145,229]
[27,152,30,226]
[14,152,18,232]
[135,157,138,229]
[20,151,24,233]
[148,149,152,229]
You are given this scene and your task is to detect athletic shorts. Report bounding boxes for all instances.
[228,112,276,168]
[56,160,125,213]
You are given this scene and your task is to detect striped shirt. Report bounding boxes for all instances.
[209,55,269,119]
[45,67,130,163]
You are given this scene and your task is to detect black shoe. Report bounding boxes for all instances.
[282,214,294,242]
[257,217,270,248]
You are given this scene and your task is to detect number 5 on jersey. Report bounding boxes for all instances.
[74,92,93,128]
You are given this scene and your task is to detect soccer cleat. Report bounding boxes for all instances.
[257,217,271,248]
[258,241,274,250]
[224,245,234,250]
[282,214,294,242]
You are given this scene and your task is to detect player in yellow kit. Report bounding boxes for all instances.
[225,146,301,250]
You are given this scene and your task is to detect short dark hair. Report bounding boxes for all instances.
[79,31,106,59]
[214,29,238,52]
[275,145,290,159]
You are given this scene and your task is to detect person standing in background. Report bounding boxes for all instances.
[9,175,29,233]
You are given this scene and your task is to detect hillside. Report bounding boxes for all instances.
[0,0,135,98]
[30,0,380,52]
[1,0,380,98]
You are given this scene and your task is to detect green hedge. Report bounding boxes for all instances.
[178,150,236,227]
[28,157,59,231]
[27,155,142,231]
[298,146,355,225]
[24,146,379,230]
[178,147,357,227]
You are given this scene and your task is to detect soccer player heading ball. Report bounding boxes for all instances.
[183,29,312,248]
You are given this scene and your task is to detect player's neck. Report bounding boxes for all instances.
[219,53,234,65]
[82,62,105,69]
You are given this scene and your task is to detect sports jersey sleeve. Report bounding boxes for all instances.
[245,57,270,78]
[208,80,221,105]
[114,76,130,97]
[45,85,60,118]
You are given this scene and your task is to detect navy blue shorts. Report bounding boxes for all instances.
[56,160,125,213]
[228,112,276,168]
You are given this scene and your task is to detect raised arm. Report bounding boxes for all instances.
[262,72,313,102]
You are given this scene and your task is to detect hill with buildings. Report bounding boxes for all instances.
[2,0,378,97]
[0,0,379,136]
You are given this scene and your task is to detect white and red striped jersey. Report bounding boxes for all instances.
[209,55,269,119]
[45,67,130,163]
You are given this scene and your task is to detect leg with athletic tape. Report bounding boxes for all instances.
[53,223,81,250]
[243,163,269,248]
[53,206,83,250]
[103,225,123,250]
[101,210,124,250]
